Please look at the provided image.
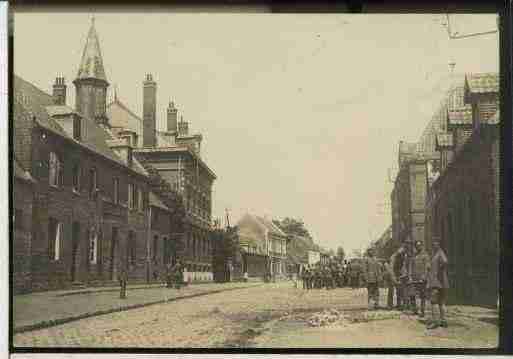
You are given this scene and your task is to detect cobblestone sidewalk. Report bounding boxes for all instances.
[13,281,262,333]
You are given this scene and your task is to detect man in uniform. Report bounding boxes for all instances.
[383,258,397,309]
[411,240,430,317]
[363,248,382,310]
[427,238,449,329]
[301,265,308,290]
[342,260,349,287]
[172,260,184,289]
[350,260,360,289]
[400,240,414,312]
[391,246,406,309]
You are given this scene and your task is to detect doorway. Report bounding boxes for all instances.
[110,227,118,281]
[71,221,80,282]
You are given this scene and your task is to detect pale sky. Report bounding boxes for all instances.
[13,11,498,255]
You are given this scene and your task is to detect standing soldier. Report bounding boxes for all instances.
[391,246,406,309]
[400,242,413,312]
[119,261,128,299]
[427,238,449,329]
[172,260,184,289]
[383,258,397,310]
[342,260,348,287]
[165,261,173,288]
[411,241,430,317]
[363,248,382,310]
[301,265,308,290]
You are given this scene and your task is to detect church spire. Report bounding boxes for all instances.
[76,16,108,82]
[74,17,110,125]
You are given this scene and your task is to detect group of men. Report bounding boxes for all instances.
[164,260,185,289]
[365,237,449,330]
[299,259,368,290]
[297,237,450,330]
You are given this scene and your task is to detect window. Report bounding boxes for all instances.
[14,209,23,230]
[49,152,62,187]
[128,183,133,209]
[153,235,158,261]
[48,218,62,261]
[138,188,143,212]
[113,177,119,204]
[72,163,80,192]
[89,168,97,198]
[73,116,81,141]
[128,231,136,265]
[89,230,98,264]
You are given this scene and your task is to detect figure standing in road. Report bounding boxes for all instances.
[411,240,430,317]
[363,248,382,310]
[383,258,397,309]
[391,246,406,310]
[427,238,449,329]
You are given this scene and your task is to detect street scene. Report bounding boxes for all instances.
[12,11,499,349]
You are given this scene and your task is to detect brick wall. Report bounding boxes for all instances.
[427,127,499,306]
[13,179,34,294]
[27,125,151,291]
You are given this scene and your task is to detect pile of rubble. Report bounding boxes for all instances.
[307,309,405,327]
[307,309,349,327]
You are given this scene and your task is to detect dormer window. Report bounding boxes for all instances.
[73,116,82,141]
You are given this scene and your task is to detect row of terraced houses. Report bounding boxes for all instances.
[12,19,218,293]
[386,73,500,307]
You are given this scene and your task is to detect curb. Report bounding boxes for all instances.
[14,283,263,334]
[56,284,167,297]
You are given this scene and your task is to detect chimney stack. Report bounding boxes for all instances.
[52,77,67,106]
[143,74,157,147]
[167,101,178,133]
[178,115,189,136]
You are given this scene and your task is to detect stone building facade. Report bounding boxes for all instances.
[390,143,428,250]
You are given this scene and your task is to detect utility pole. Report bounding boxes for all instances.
[443,13,498,39]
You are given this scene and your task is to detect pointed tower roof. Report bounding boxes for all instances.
[76,17,108,82]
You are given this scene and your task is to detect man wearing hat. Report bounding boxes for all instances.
[391,246,406,309]
[363,248,382,310]
[427,237,449,329]
[411,240,430,317]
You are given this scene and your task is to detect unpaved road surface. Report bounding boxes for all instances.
[14,281,498,348]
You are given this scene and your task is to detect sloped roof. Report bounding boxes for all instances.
[149,192,169,211]
[107,99,173,148]
[13,75,147,177]
[256,216,287,237]
[14,159,35,183]
[76,19,108,82]
[436,133,453,149]
[447,105,472,126]
[465,73,499,94]
[236,213,268,255]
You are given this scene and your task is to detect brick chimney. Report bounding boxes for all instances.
[167,101,178,133]
[52,77,67,105]
[178,115,189,136]
[143,74,157,147]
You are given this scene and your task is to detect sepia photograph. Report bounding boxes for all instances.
[11,7,502,350]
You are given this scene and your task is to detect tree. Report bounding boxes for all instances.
[336,246,345,261]
[272,217,312,239]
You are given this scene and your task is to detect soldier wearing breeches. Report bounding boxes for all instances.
[363,248,382,310]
